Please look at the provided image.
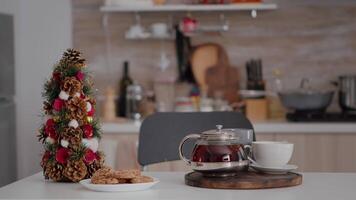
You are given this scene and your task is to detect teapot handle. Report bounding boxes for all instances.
[178,134,201,165]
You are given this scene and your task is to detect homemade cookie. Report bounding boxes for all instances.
[130,176,154,183]
[92,177,121,184]
[91,166,115,183]
[114,169,141,179]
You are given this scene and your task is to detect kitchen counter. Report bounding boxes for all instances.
[1,172,356,199]
[101,120,356,134]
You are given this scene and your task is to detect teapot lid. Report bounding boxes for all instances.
[201,125,239,141]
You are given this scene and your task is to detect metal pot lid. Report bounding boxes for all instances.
[201,125,239,141]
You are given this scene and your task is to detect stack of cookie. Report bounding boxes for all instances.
[91,166,153,184]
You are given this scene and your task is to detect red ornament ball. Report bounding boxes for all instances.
[84,149,96,164]
[87,107,95,116]
[53,98,64,111]
[45,119,57,139]
[82,124,93,138]
[55,148,69,164]
[52,72,61,82]
[76,71,85,81]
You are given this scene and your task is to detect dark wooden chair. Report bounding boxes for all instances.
[138,112,254,169]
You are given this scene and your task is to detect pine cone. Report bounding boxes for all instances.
[86,152,105,178]
[63,160,87,182]
[62,49,85,66]
[44,162,64,182]
[66,97,87,123]
[61,77,82,96]
[43,101,52,115]
[61,127,83,150]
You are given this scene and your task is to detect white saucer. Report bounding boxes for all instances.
[250,164,298,174]
[80,178,159,192]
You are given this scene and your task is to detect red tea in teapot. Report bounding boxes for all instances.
[191,144,246,162]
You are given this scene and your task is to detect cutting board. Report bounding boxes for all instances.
[185,171,302,189]
[205,64,239,104]
[191,43,228,94]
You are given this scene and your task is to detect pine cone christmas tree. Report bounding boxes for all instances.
[63,160,88,182]
[38,49,104,182]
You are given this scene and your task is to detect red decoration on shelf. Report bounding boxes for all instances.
[55,148,70,164]
[84,149,96,164]
[82,124,93,138]
[53,98,64,111]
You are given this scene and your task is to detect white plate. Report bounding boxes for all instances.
[250,164,298,174]
[80,178,159,192]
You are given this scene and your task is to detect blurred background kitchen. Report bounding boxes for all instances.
[1,0,356,187]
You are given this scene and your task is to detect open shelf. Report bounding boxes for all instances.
[100,3,277,13]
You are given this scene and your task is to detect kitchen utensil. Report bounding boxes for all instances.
[185,171,302,189]
[279,78,334,112]
[245,59,265,91]
[179,125,253,176]
[79,178,159,192]
[336,75,356,111]
[251,141,294,168]
[205,57,240,104]
[191,43,222,94]
[249,164,298,175]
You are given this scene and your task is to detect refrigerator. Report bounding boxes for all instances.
[0,13,17,187]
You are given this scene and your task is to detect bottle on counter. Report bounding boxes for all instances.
[117,61,133,117]
[268,68,286,119]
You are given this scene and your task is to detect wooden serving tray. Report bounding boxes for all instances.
[185,171,302,189]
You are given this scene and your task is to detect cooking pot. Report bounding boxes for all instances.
[337,75,356,111]
[279,78,334,112]
[178,125,253,176]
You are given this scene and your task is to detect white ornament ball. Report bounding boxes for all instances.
[82,138,90,147]
[89,138,99,152]
[61,139,69,148]
[59,90,70,101]
[74,92,81,98]
[45,137,55,144]
[68,119,79,129]
[86,102,92,112]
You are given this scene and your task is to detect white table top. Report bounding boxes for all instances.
[0,172,355,199]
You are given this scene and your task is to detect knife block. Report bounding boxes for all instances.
[245,98,268,121]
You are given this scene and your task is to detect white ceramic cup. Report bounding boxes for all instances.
[251,141,294,167]
[151,23,168,37]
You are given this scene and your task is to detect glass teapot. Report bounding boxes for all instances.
[178,125,254,174]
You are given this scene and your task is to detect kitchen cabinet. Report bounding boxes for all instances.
[102,131,356,172]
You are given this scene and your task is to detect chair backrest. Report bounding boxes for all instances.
[138,112,254,166]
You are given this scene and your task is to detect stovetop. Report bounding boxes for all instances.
[286,111,356,122]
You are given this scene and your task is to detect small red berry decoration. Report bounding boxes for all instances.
[82,124,93,138]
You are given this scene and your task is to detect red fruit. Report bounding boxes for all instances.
[82,124,93,138]
[56,148,69,164]
[52,72,61,82]
[80,93,86,99]
[53,98,64,111]
[76,71,85,81]
[87,107,95,116]
[45,119,56,137]
[84,149,96,164]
